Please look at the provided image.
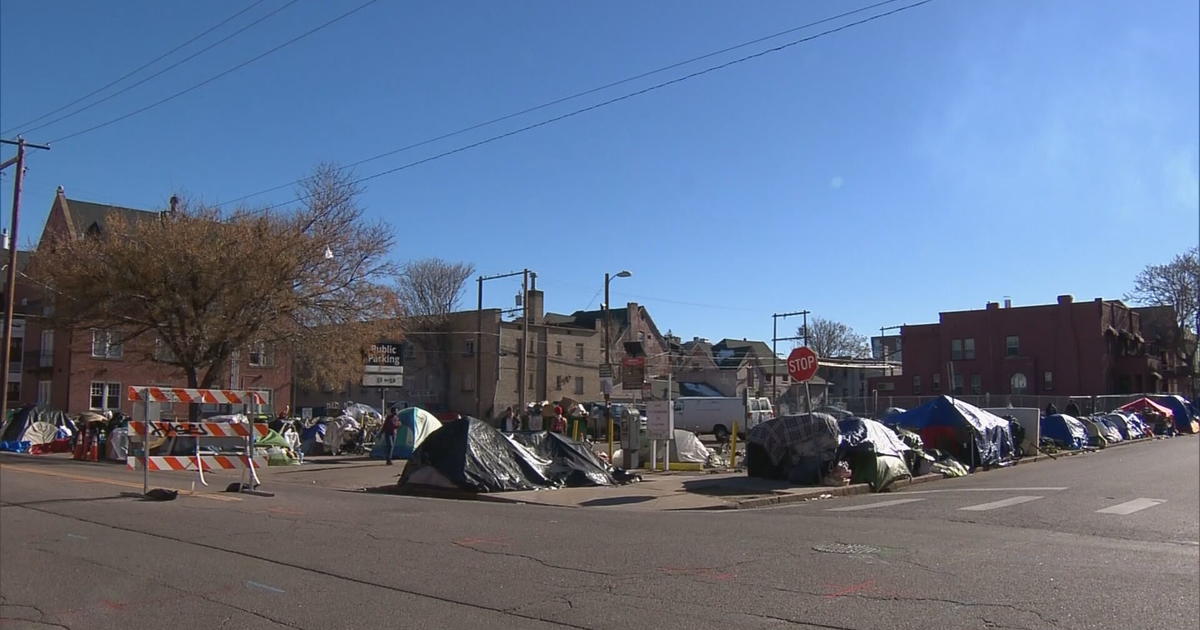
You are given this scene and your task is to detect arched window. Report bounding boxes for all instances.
[1010,372,1028,394]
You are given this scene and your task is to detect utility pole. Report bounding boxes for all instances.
[771,309,809,405]
[0,138,50,419]
[518,269,529,425]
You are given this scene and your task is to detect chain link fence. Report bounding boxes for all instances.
[819,392,1184,418]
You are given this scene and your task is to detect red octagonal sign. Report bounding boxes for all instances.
[787,346,820,382]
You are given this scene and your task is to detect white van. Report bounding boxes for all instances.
[672,397,768,441]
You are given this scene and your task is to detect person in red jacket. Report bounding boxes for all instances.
[381,408,400,465]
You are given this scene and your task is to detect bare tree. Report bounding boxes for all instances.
[31,164,403,411]
[1126,247,1199,333]
[799,317,870,359]
[396,258,475,319]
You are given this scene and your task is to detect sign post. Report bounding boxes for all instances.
[787,346,820,414]
[646,400,674,471]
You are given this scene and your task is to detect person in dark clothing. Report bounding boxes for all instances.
[1064,402,1080,417]
[381,408,400,465]
[500,407,515,432]
[1044,402,1058,416]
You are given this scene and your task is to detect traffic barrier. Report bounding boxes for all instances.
[127,386,272,497]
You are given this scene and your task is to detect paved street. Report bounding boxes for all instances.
[1,437,1196,630]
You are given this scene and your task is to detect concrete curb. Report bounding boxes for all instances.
[731,472,944,510]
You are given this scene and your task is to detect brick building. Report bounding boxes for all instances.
[3,190,292,417]
[868,295,1187,398]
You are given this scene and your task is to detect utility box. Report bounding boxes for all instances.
[620,407,642,469]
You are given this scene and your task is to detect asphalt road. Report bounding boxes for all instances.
[1,437,1196,630]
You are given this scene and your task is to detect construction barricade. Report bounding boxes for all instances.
[126,386,272,497]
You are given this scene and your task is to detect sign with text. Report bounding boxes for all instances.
[365,342,404,374]
[363,373,404,387]
[620,356,645,389]
[646,400,674,440]
[787,346,819,382]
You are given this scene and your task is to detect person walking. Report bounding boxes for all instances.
[381,408,400,465]
[500,406,515,432]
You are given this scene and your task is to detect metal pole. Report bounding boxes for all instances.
[772,315,777,403]
[666,366,671,472]
[143,397,150,494]
[518,270,528,423]
[604,273,613,461]
[475,276,483,419]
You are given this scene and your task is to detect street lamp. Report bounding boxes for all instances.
[603,270,632,460]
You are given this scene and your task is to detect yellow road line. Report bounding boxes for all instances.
[0,463,242,502]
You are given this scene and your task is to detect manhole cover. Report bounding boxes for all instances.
[812,543,879,555]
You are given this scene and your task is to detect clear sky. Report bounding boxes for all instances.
[2,0,1197,351]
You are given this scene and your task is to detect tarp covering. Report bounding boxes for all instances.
[1119,397,1174,419]
[0,408,76,453]
[746,413,840,483]
[838,417,910,459]
[106,428,130,461]
[1150,395,1199,433]
[886,396,1015,467]
[637,428,711,464]
[1040,414,1089,449]
[371,407,442,460]
[1079,416,1121,445]
[399,418,618,492]
[1100,412,1151,440]
[838,417,912,491]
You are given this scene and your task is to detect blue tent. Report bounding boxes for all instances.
[886,396,1015,468]
[371,407,443,460]
[1041,414,1089,449]
[1150,395,1199,433]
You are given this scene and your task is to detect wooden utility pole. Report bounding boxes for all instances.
[0,138,51,418]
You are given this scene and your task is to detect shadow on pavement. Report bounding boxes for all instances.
[680,476,794,497]
[579,495,656,507]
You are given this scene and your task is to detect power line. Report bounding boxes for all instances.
[215,0,912,208]
[255,0,933,214]
[47,0,382,145]
[1,0,270,136]
[18,0,299,138]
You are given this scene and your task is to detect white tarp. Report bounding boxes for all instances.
[106,428,130,461]
[23,421,62,446]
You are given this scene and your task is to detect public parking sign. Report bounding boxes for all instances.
[787,346,819,382]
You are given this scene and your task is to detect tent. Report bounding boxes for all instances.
[1040,414,1089,449]
[1089,416,1124,443]
[1101,412,1152,440]
[370,407,442,460]
[746,413,841,483]
[837,417,912,491]
[637,428,711,464]
[0,407,75,454]
[1119,398,1174,422]
[399,418,620,492]
[1077,416,1121,446]
[886,396,1015,468]
[255,429,300,465]
[1149,395,1199,433]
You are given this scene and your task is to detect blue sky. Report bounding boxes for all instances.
[2,0,1197,351]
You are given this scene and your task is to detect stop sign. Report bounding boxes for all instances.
[787,346,819,382]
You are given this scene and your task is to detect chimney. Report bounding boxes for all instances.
[986,302,1000,310]
[1,229,8,250]
[1057,294,1073,306]
[1004,296,1012,309]
[526,289,544,325]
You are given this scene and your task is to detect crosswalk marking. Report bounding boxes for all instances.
[1096,498,1165,515]
[826,498,926,512]
[959,495,1043,511]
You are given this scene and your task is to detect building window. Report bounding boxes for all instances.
[1043,371,1053,391]
[575,343,584,360]
[952,373,964,394]
[970,374,981,395]
[90,381,121,410]
[462,339,475,357]
[556,341,562,356]
[1010,372,1027,394]
[555,376,563,391]
[248,341,273,367]
[951,339,963,361]
[574,376,584,395]
[1006,336,1019,357]
[931,373,941,391]
[528,374,535,390]
[39,330,53,367]
[912,375,921,395]
[37,380,51,407]
[964,338,975,360]
[155,337,176,362]
[91,329,122,359]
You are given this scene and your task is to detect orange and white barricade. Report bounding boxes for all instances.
[127,386,272,497]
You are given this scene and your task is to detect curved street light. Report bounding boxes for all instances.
[603,270,632,459]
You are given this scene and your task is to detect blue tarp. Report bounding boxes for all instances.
[886,396,1015,468]
[1041,414,1089,449]
[370,407,443,460]
[1150,395,1198,433]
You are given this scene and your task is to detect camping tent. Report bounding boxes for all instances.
[837,417,912,491]
[399,418,620,492]
[370,407,442,460]
[1082,416,1123,444]
[636,428,711,464]
[1149,395,1199,433]
[1101,412,1152,440]
[746,413,841,483]
[0,407,75,453]
[886,396,1015,468]
[1119,397,1173,421]
[1040,414,1089,449]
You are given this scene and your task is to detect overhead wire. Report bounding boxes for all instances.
[18,0,300,137]
[1,0,271,136]
[252,0,934,214]
[214,0,913,207]
[47,0,382,145]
